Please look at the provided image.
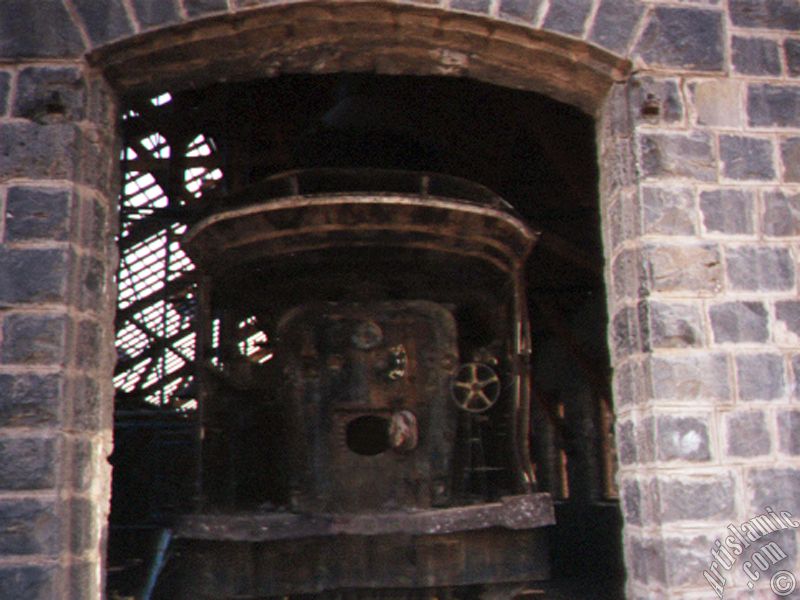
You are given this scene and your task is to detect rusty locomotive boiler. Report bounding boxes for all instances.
[152,169,555,599]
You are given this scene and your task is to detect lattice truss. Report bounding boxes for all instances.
[115,93,223,410]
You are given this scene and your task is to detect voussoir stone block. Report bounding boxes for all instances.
[588,0,645,55]
[0,0,84,58]
[542,0,592,35]
[185,0,230,16]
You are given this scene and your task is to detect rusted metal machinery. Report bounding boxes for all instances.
[152,169,555,599]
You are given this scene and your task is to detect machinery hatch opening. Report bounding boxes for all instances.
[108,74,623,600]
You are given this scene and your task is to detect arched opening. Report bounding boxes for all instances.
[98,6,629,598]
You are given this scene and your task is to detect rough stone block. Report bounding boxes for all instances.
[720,135,775,181]
[736,353,786,401]
[0,248,68,305]
[634,8,724,71]
[611,306,642,361]
[70,498,94,554]
[0,498,60,555]
[611,248,644,302]
[588,0,645,55]
[617,419,636,465]
[5,186,72,242]
[730,0,800,31]
[699,189,754,235]
[781,137,800,182]
[793,355,800,400]
[732,36,782,76]
[69,376,109,432]
[608,191,641,250]
[620,478,642,525]
[542,0,592,35]
[0,566,55,600]
[601,138,636,197]
[726,246,795,291]
[690,80,743,128]
[78,255,107,313]
[748,468,800,515]
[630,536,666,584]
[614,360,644,407]
[70,561,98,600]
[450,0,491,14]
[709,301,768,344]
[641,186,695,235]
[649,353,730,401]
[663,535,717,588]
[70,438,95,492]
[185,0,230,16]
[641,301,705,349]
[639,132,717,181]
[656,414,711,462]
[76,320,102,370]
[778,410,800,455]
[776,300,800,344]
[0,122,79,182]
[763,191,800,236]
[642,244,722,294]
[0,437,56,490]
[638,416,656,464]
[80,195,113,252]
[787,39,800,77]
[499,0,541,22]
[72,0,135,46]
[14,66,86,124]
[1,313,68,366]
[725,410,771,456]
[748,84,800,128]
[0,71,10,115]
[132,0,181,28]
[658,475,735,522]
[0,373,61,428]
[629,77,684,125]
[0,0,84,58]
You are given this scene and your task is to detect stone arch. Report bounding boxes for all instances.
[88,1,630,114]
[91,1,633,596]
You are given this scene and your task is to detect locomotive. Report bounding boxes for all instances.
[152,168,555,599]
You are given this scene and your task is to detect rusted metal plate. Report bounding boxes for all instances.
[174,493,555,541]
[153,527,551,598]
[182,170,538,276]
[278,301,459,513]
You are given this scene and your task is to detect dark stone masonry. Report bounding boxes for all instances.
[0,1,797,599]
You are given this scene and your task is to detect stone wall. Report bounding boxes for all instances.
[0,0,798,598]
